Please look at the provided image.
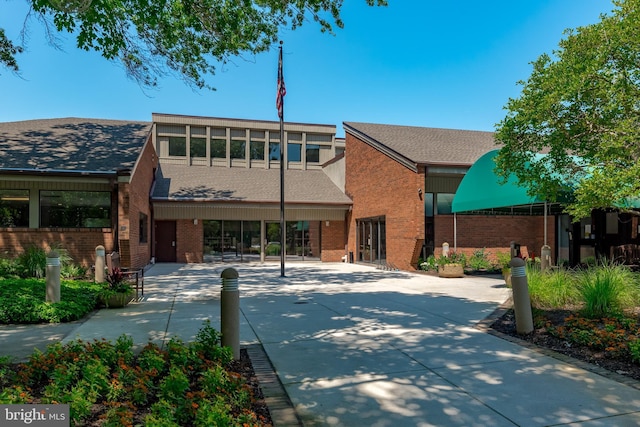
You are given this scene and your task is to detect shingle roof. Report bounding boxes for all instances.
[0,118,152,173]
[152,164,353,205]
[343,121,497,167]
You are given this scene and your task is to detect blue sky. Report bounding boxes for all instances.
[1,0,612,136]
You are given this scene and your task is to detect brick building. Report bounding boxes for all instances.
[0,118,156,269]
[149,113,351,264]
[343,122,555,270]
[0,115,569,272]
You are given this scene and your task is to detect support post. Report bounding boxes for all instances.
[510,257,533,334]
[46,250,61,303]
[95,245,106,283]
[220,267,240,360]
[540,244,551,272]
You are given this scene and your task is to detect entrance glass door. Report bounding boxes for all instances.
[357,216,386,265]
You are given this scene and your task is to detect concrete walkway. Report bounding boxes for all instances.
[2,262,640,426]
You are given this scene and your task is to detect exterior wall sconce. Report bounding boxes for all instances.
[326,221,330,227]
[418,188,422,196]
[193,219,198,225]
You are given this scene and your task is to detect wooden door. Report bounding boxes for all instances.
[155,221,177,262]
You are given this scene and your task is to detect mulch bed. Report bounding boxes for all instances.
[490,308,640,383]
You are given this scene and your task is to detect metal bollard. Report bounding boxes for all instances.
[540,245,551,272]
[220,267,240,360]
[46,250,61,303]
[95,245,106,283]
[510,257,533,334]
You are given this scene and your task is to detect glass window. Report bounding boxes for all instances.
[424,193,434,217]
[250,140,265,160]
[211,138,226,158]
[0,189,29,227]
[230,140,246,159]
[168,137,186,156]
[288,143,301,162]
[436,193,455,215]
[269,142,280,161]
[306,144,320,163]
[139,213,148,243]
[190,137,206,158]
[40,191,111,228]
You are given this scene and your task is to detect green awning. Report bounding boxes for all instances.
[452,149,543,213]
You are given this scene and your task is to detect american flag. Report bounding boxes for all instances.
[276,46,286,119]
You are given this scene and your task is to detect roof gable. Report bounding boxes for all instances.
[0,118,152,174]
[343,121,497,168]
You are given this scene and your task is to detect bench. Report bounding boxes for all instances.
[106,252,144,299]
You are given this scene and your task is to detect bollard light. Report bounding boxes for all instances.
[95,245,106,283]
[46,250,61,303]
[510,257,533,334]
[220,268,240,360]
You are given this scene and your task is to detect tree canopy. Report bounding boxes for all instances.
[0,0,386,88]
[494,0,640,220]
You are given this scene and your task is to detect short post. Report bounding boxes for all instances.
[540,245,551,272]
[442,242,450,257]
[95,245,106,283]
[46,250,61,303]
[220,268,240,360]
[510,257,533,334]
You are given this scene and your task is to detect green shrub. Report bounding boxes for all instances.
[495,251,512,270]
[577,261,638,318]
[629,339,640,364]
[0,257,20,279]
[5,322,269,426]
[0,278,102,323]
[468,248,493,271]
[436,251,466,267]
[17,246,47,278]
[419,255,437,271]
[527,267,580,309]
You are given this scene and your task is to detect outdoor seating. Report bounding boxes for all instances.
[611,244,640,270]
[106,252,144,299]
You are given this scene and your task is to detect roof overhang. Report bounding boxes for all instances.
[344,122,418,173]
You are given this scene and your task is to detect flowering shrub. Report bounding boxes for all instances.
[0,321,270,426]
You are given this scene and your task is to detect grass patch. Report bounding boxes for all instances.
[0,278,102,324]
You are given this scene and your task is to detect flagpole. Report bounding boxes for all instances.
[277,41,286,277]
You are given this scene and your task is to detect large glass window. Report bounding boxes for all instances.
[269,142,280,161]
[40,191,111,228]
[211,138,226,158]
[168,137,186,156]
[250,140,265,160]
[190,137,206,158]
[0,189,29,227]
[306,144,320,163]
[288,143,301,162]
[230,140,246,159]
[436,193,455,215]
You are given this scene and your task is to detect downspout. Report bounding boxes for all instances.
[110,177,119,252]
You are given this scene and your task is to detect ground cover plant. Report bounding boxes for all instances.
[0,278,102,323]
[492,261,640,381]
[0,321,272,426]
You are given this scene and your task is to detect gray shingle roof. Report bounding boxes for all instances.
[152,164,353,205]
[343,122,497,167]
[0,118,152,173]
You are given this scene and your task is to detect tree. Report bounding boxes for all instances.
[494,0,640,220]
[1,0,386,87]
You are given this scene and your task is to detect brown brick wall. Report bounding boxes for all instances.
[0,228,114,267]
[321,220,346,262]
[345,134,424,271]
[433,214,556,262]
[119,137,157,268]
[176,219,203,263]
